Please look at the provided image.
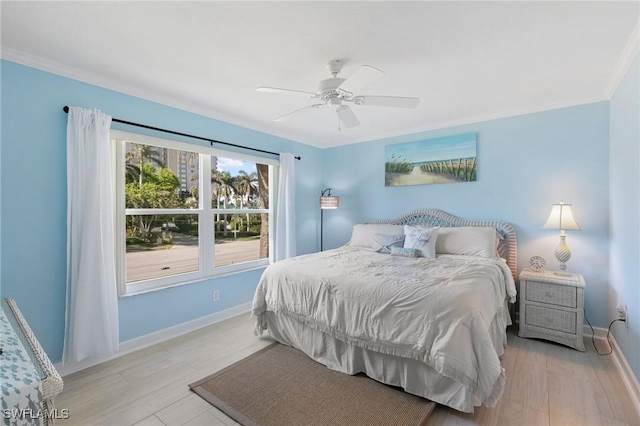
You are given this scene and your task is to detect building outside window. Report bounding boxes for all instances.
[113,130,276,295]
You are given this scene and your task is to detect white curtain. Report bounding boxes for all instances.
[63,107,119,363]
[275,153,296,261]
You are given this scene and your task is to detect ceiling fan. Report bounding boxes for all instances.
[256,60,420,129]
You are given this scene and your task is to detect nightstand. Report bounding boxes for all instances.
[518,269,585,351]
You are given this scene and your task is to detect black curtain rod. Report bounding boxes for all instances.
[62,106,301,160]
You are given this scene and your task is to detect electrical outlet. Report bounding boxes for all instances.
[616,304,627,321]
[212,291,220,302]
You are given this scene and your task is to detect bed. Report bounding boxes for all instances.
[251,208,517,413]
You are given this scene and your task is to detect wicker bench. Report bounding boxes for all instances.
[2,298,64,425]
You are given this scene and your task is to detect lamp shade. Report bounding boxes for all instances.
[320,195,339,209]
[543,202,580,231]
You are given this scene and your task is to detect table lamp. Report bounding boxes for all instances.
[543,200,580,275]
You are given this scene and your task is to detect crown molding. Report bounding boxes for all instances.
[0,47,304,146]
[0,47,612,150]
[604,20,640,98]
[2,47,91,87]
[317,95,609,148]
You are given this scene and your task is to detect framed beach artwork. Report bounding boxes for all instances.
[385,133,477,187]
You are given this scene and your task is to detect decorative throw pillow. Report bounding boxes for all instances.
[373,233,405,254]
[390,247,421,258]
[403,226,439,258]
[346,224,405,249]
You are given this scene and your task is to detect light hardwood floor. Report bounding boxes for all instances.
[56,314,639,426]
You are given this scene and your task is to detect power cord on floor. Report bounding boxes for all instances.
[584,309,625,356]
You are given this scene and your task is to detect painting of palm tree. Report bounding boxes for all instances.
[385,133,477,187]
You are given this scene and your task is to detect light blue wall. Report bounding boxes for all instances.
[2,57,634,379]
[609,53,640,379]
[322,102,611,327]
[0,60,323,362]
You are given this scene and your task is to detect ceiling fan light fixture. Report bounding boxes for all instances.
[258,59,420,128]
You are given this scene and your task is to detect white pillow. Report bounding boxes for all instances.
[435,227,502,258]
[403,226,439,258]
[347,224,405,249]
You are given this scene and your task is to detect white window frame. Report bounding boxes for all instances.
[112,130,278,296]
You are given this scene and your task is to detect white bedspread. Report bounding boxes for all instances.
[252,247,517,407]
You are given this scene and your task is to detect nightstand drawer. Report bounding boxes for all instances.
[525,305,577,334]
[526,281,577,308]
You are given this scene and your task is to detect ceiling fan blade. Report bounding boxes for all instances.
[337,106,360,128]
[256,87,317,98]
[337,65,384,95]
[354,95,420,108]
[274,104,324,121]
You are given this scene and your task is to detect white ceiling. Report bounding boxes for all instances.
[1,1,638,148]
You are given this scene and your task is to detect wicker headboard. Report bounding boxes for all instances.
[365,208,517,280]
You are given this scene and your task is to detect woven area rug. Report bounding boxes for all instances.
[189,342,436,426]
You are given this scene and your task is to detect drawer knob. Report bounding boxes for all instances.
[545,291,554,297]
[546,317,554,323]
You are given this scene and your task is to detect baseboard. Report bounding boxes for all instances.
[516,316,640,417]
[55,307,640,418]
[55,302,252,377]
[609,332,640,417]
[583,324,640,417]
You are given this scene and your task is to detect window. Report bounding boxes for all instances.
[112,130,277,295]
